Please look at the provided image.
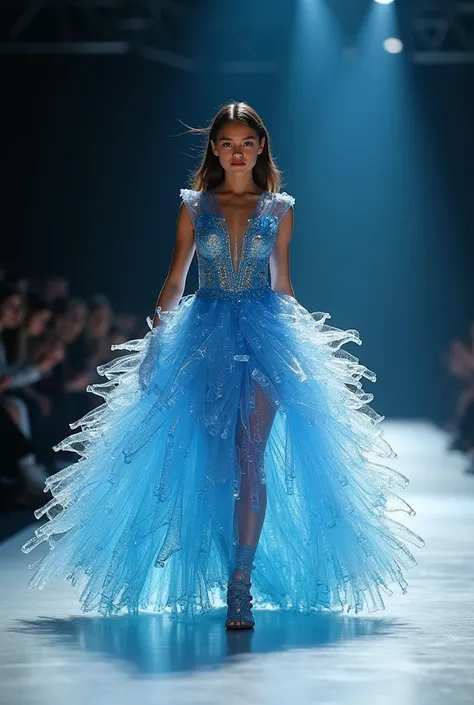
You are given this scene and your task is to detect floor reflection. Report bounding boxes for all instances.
[11,609,401,676]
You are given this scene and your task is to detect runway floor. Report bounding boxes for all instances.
[1,421,473,705]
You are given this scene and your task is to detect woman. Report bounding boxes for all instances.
[22,102,424,629]
[0,287,60,392]
[0,285,62,501]
[2,292,56,417]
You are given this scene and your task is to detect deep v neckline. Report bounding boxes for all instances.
[209,190,267,279]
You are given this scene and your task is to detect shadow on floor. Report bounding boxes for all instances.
[10,609,403,676]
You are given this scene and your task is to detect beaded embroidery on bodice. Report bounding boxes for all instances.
[180,189,295,296]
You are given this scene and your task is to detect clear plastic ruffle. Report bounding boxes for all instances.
[21,288,424,617]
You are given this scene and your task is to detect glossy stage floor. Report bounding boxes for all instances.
[1,421,473,705]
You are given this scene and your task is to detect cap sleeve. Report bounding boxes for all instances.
[273,192,295,224]
[179,189,201,225]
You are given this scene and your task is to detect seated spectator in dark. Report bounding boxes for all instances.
[445,328,474,473]
[0,284,63,507]
[36,297,89,398]
[35,297,94,465]
[83,294,113,371]
[2,292,65,471]
[0,285,62,393]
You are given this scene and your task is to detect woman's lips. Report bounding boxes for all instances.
[231,162,245,166]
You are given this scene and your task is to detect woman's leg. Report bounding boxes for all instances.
[227,384,276,626]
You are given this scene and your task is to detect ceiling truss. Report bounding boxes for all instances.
[411,1,474,64]
[0,1,473,69]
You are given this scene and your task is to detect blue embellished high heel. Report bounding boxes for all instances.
[225,578,255,630]
[225,544,256,630]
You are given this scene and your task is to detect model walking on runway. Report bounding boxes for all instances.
[22,102,424,629]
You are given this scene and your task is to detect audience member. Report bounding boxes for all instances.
[0,275,138,512]
[443,326,474,474]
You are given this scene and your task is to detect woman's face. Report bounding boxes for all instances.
[0,294,24,328]
[28,309,52,337]
[211,122,264,177]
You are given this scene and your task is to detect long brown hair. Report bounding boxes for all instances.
[188,102,281,193]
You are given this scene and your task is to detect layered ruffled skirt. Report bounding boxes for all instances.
[22,286,424,617]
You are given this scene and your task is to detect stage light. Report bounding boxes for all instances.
[384,37,403,53]
[374,0,395,5]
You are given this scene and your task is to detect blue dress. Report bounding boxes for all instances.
[22,188,424,617]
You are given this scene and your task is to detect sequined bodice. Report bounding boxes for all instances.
[180,189,295,298]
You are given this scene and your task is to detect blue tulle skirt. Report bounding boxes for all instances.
[22,286,424,617]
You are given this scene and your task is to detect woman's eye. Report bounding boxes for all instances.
[221,141,254,148]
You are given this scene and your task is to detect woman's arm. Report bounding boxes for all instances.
[269,207,295,297]
[152,203,196,328]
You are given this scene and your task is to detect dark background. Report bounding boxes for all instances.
[2,0,474,418]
